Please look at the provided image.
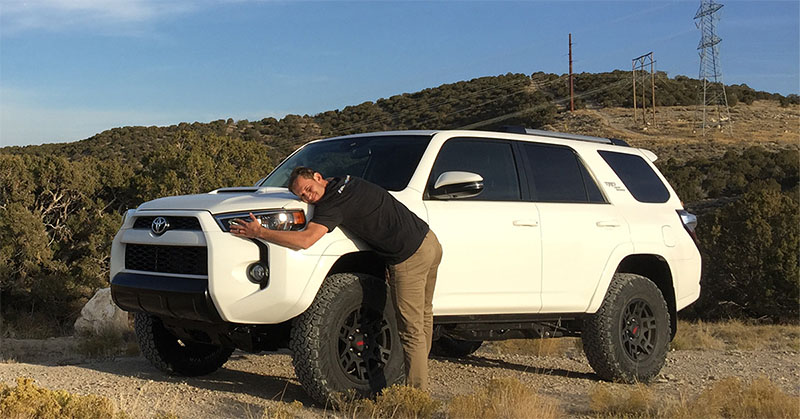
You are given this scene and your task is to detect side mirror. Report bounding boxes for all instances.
[430,171,484,200]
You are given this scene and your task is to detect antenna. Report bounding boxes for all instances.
[695,0,733,136]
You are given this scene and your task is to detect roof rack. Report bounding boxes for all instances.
[498,126,630,147]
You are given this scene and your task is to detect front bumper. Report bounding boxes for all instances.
[111,272,223,323]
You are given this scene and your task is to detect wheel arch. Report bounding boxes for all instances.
[616,254,677,340]
[326,251,385,279]
[587,253,677,340]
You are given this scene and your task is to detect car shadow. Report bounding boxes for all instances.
[76,352,317,405]
[431,354,599,381]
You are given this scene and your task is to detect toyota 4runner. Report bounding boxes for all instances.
[110,128,701,403]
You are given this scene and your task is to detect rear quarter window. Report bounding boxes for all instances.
[598,150,670,203]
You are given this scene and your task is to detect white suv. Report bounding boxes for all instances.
[110,128,701,403]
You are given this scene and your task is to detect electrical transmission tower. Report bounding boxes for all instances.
[632,52,656,127]
[695,0,732,136]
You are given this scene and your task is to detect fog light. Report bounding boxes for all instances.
[247,263,269,287]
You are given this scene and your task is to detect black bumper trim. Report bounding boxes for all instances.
[111,272,224,323]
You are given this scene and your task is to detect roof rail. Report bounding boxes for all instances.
[498,126,630,147]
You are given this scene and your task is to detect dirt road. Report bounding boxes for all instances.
[1,337,798,418]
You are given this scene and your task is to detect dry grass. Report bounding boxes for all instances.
[261,400,304,419]
[487,337,581,357]
[589,383,659,418]
[76,326,139,359]
[673,376,800,419]
[0,377,129,419]
[590,376,800,419]
[447,377,561,419]
[331,385,440,419]
[1,312,65,339]
[672,320,800,351]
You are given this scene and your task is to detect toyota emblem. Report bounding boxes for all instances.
[151,217,169,235]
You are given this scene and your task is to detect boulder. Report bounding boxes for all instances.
[73,288,130,336]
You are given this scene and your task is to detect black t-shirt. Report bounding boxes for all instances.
[311,175,429,265]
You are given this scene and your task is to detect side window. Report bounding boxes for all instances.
[598,150,670,203]
[427,138,521,201]
[521,143,606,203]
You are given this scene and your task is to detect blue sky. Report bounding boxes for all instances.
[1,0,798,147]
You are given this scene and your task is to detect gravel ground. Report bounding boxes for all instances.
[1,337,798,418]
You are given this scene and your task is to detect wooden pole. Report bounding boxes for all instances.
[569,33,574,112]
[650,53,656,126]
[632,60,637,124]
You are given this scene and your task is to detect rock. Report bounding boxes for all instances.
[73,288,130,336]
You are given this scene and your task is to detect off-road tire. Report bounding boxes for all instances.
[290,272,405,405]
[134,312,234,376]
[582,273,670,383]
[430,336,482,358]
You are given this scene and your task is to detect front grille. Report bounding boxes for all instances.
[133,216,201,231]
[125,244,208,276]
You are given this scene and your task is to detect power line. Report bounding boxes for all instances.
[323,74,571,136]
[460,77,633,130]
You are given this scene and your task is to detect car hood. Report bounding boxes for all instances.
[136,187,307,214]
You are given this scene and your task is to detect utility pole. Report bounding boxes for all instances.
[569,33,575,112]
[631,52,656,127]
[695,0,732,136]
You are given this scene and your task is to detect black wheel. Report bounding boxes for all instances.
[430,336,482,358]
[582,273,670,383]
[290,273,404,405]
[134,312,233,376]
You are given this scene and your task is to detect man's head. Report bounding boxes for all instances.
[289,167,327,204]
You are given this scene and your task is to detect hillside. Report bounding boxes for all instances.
[546,100,799,161]
[3,71,797,166]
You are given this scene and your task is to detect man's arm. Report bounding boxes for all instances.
[230,212,328,251]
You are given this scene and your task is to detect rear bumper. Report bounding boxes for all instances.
[111,272,223,323]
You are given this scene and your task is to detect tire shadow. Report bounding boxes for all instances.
[431,354,599,381]
[76,352,317,405]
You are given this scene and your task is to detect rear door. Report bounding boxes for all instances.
[423,138,542,315]
[518,142,631,313]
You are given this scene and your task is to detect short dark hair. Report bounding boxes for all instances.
[288,167,317,190]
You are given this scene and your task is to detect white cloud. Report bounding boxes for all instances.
[0,0,200,35]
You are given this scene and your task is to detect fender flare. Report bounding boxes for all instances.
[584,242,635,313]
[282,236,373,320]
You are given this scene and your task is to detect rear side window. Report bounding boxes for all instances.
[521,143,605,203]
[598,150,670,203]
[427,138,521,201]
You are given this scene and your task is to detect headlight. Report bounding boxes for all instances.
[121,209,136,227]
[214,210,306,232]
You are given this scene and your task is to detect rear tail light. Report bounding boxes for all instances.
[677,209,698,244]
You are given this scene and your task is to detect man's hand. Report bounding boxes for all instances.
[229,213,327,251]
[230,213,262,239]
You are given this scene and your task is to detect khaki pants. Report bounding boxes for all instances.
[388,230,442,391]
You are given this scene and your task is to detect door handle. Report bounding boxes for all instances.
[596,220,621,228]
[512,219,539,227]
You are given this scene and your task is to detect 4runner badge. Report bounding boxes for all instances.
[604,181,626,192]
[151,217,169,235]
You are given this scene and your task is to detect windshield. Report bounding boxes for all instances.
[261,135,432,191]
